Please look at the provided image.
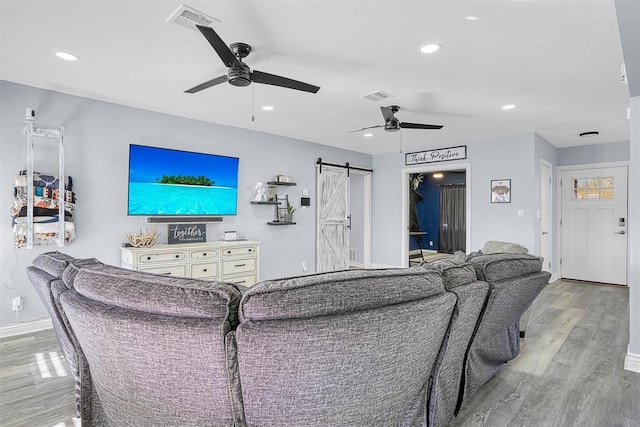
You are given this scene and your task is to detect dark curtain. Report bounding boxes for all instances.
[438,184,466,253]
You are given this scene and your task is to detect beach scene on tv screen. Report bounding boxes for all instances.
[128,145,239,215]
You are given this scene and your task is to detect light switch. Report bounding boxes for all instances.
[302,188,309,196]
[518,210,524,218]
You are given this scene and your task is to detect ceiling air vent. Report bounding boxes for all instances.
[167,4,220,31]
[362,90,393,102]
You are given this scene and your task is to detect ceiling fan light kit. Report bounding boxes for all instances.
[185,25,320,94]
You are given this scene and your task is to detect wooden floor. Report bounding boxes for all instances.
[0,280,638,426]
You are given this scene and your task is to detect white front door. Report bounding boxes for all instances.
[317,165,350,272]
[540,161,552,271]
[561,166,628,285]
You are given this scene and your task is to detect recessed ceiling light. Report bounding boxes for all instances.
[465,16,479,21]
[579,131,599,138]
[261,105,274,111]
[55,51,78,61]
[363,133,373,137]
[419,43,442,54]
[501,104,516,110]
[433,172,444,178]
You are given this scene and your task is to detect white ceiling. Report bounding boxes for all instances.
[0,0,631,155]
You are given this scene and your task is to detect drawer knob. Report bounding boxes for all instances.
[235,263,246,267]
[147,256,151,260]
[175,255,179,258]
[203,253,207,256]
[203,269,207,272]
[248,249,252,252]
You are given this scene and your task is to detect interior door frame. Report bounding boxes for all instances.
[401,162,471,268]
[557,161,629,283]
[350,169,373,268]
[540,159,553,273]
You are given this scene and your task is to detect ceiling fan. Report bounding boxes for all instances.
[185,25,320,94]
[350,105,443,133]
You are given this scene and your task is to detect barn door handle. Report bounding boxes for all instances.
[542,231,549,235]
[347,215,352,230]
[614,230,626,235]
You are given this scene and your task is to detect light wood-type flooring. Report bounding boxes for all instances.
[1,280,639,426]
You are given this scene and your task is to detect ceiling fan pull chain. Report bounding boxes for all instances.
[252,84,255,122]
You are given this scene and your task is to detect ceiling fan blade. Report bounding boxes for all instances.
[349,125,384,133]
[380,106,396,122]
[185,75,228,94]
[399,122,444,130]
[252,70,320,93]
[195,25,242,69]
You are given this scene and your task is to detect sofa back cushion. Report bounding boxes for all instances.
[33,251,77,277]
[67,262,241,321]
[60,290,238,426]
[419,259,477,290]
[467,253,543,282]
[239,267,445,322]
[235,268,456,426]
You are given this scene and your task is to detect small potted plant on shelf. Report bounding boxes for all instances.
[285,202,297,223]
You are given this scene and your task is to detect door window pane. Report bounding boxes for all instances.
[572,176,614,200]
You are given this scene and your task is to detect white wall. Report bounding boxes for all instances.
[371,134,540,267]
[0,81,371,325]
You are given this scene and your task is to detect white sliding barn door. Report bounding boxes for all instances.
[317,165,350,272]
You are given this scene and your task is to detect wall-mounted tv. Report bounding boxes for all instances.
[127,144,239,216]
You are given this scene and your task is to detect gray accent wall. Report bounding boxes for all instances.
[371,134,542,267]
[558,140,630,166]
[0,80,371,325]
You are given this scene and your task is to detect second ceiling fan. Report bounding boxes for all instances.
[351,106,443,133]
[185,25,320,94]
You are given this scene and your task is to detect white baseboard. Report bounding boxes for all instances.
[370,263,401,269]
[550,273,560,283]
[625,346,640,374]
[0,317,52,339]
[349,261,365,269]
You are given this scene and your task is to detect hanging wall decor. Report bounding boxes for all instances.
[491,179,511,203]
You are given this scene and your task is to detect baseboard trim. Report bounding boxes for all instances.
[370,263,401,269]
[349,261,365,269]
[625,347,640,373]
[0,318,53,339]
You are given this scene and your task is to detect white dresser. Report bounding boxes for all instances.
[120,241,260,287]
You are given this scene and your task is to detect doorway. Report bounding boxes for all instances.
[402,163,471,267]
[316,162,372,273]
[540,160,552,271]
[560,163,628,285]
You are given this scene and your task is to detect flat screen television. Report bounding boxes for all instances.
[127,144,239,216]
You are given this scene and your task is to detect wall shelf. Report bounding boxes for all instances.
[250,201,279,205]
[268,221,296,226]
[267,181,296,186]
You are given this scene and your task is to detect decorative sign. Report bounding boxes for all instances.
[405,145,467,166]
[168,224,206,244]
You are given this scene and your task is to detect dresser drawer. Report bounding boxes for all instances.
[190,249,219,261]
[221,246,257,257]
[223,274,257,287]
[140,265,186,277]
[222,258,256,275]
[191,262,218,279]
[138,251,186,264]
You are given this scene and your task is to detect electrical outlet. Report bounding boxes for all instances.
[429,240,434,246]
[302,261,307,272]
[518,210,525,218]
[12,296,22,312]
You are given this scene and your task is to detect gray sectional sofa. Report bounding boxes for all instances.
[28,249,550,426]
